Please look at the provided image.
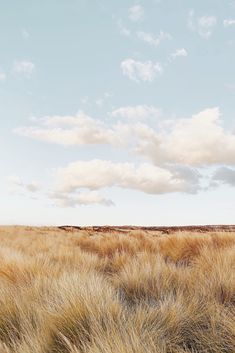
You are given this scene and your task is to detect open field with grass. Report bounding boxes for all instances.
[0,226,234,353]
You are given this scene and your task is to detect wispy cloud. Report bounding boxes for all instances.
[121,58,163,82]
[8,176,40,194]
[168,48,188,63]
[136,30,172,46]
[49,190,114,207]
[188,10,217,38]
[117,19,131,37]
[111,105,162,119]
[170,48,188,59]
[128,4,144,22]
[14,111,125,147]
[13,60,35,77]
[223,19,235,27]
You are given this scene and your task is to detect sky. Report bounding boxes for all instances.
[0,0,235,226]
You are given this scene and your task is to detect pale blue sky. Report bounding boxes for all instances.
[1,0,235,225]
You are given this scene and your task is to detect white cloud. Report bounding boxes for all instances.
[14,111,125,147]
[54,159,200,197]
[128,5,144,22]
[121,58,163,82]
[49,190,114,207]
[188,9,195,31]
[135,108,235,166]
[136,30,172,46]
[223,19,235,27]
[95,92,112,107]
[111,105,161,120]
[188,10,217,38]
[212,167,235,186]
[15,108,235,168]
[118,20,131,37]
[170,48,188,59]
[104,92,112,98]
[198,16,217,38]
[13,60,35,77]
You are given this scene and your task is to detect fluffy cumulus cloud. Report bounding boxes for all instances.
[111,105,161,119]
[136,30,172,46]
[188,10,217,38]
[13,60,35,76]
[128,5,144,22]
[15,108,235,167]
[53,160,200,198]
[121,59,163,82]
[135,108,235,166]
[14,107,235,206]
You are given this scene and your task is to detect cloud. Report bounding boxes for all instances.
[13,60,35,77]
[111,105,161,119]
[198,16,217,38]
[135,108,235,166]
[170,48,188,59]
[8,176,40,193]
[136,30,172,46]
[118,20,131,37]
[128,5,144,22]
[54,159,200,197]
[14,111,124,146]
[223,19,235,27]
[15,108,235,168]
[188,10,217,38]
[212,167,235,186]
[95,92,112,107]
[49,190,114,207]
[121,59,163,82]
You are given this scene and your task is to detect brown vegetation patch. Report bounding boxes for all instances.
[0,226,234,352]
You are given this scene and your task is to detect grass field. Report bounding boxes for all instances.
[0,226,234,353]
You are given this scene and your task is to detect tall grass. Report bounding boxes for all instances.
[0,226,234,352]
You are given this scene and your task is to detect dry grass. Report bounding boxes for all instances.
[0,226,234,353]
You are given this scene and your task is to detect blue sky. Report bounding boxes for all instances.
[1,0,235,226]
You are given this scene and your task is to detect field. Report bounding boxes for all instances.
[0,226,234,353]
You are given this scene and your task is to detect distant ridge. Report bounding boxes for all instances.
[58,225,235,233]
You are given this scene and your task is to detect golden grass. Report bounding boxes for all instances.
[0,226,234,352]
